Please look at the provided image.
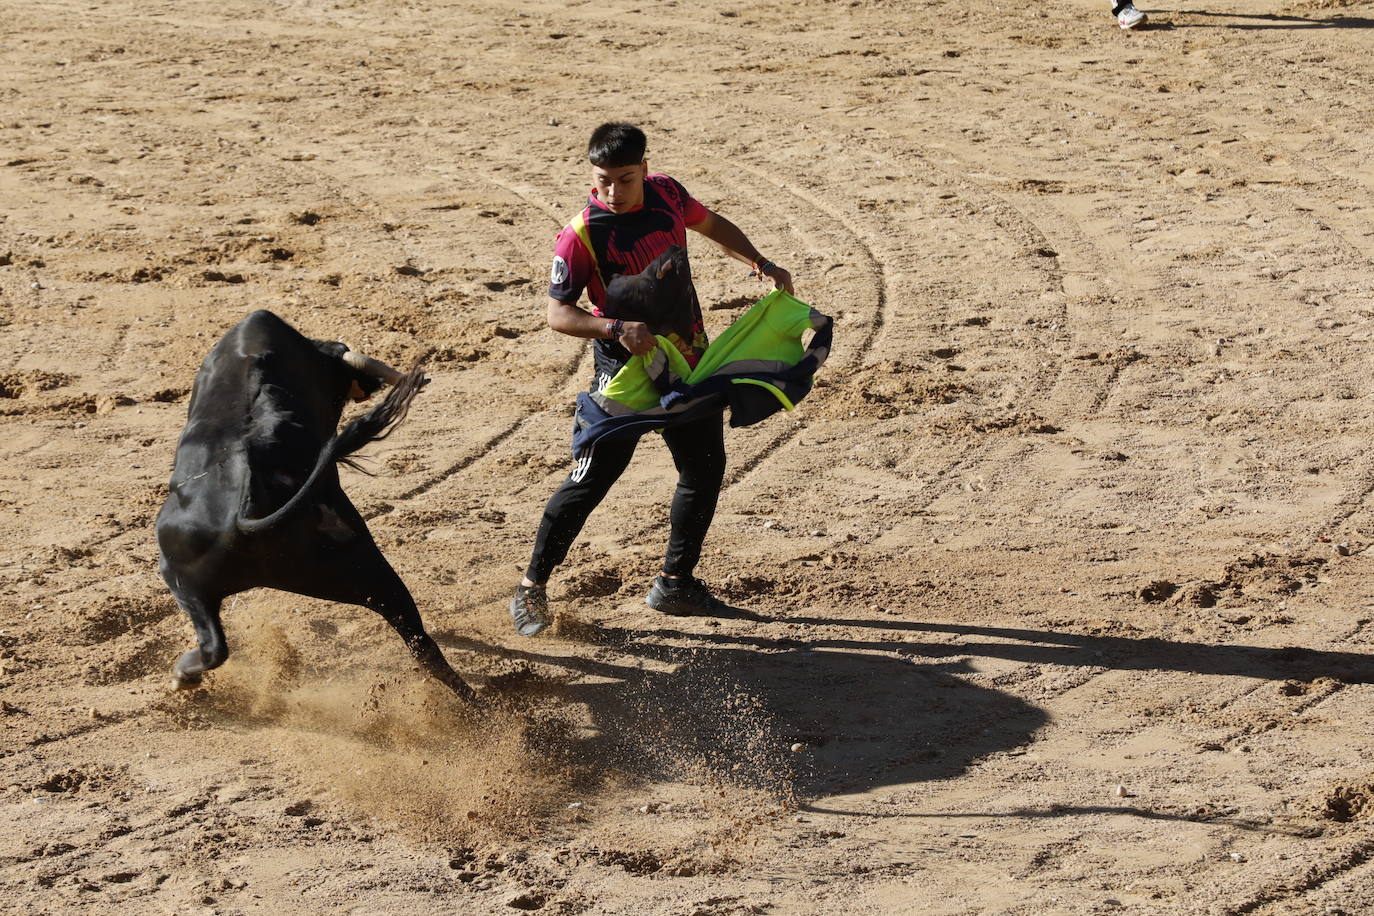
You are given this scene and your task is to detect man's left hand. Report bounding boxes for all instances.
[761,263,794,295]
[618,320,656,355]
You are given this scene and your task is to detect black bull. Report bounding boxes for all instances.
[155,310,475,701]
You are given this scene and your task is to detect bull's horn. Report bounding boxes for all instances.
[342,349,404,385]
[656,259,675,280]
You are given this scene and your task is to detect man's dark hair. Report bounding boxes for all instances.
[587,123,647,168]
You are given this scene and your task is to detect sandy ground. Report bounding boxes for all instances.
[4,0,1374,913]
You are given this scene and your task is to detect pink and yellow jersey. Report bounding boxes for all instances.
[549,174,710,373]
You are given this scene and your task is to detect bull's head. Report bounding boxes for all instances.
[339,347,403,401]
[603,245,695,340]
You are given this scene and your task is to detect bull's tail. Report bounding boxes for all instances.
[235,364,427,533]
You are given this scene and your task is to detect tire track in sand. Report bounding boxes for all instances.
[811,131,1206,715]
[807,135,1092,531]
[370,173,591,506]
[1011,73,1374,551]
[1220,835,1374,915]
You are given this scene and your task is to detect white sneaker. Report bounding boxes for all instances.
[1117,3,1147,28]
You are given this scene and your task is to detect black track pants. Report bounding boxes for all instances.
[524,411,726,584]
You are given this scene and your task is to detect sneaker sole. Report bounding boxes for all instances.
[645,596,692,615]
[1119,14,1146,28]
[645,589,700,616]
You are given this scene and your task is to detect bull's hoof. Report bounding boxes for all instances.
[172,650,205,689]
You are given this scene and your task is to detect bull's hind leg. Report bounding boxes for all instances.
[292,532,478,703]
[168,589,228,688]
[367,578,479,703]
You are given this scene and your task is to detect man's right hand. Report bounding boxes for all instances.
[618,321,656,355]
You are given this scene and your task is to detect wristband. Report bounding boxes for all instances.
[754,259,776,276]
[607,319,625,341]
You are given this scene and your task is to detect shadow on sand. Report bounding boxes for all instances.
[445,596,1373,830]
[453,624,1025,802]
[1152,8,1374,29]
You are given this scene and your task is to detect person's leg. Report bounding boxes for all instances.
[512,434,639,636]
[660,411,727,578]
[525,434,639,585]
[644,411,728,616]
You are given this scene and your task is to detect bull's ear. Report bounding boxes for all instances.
[313,339,349,359]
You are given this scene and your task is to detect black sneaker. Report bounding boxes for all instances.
[645,575,723,616]
[509,585,550,637]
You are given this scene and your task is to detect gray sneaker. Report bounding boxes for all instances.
[645,576,724,616]
[510,585,550,637]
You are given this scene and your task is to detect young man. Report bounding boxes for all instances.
[510,122,793,637]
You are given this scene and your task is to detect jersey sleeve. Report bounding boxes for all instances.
[549,225,593,305]
[652,175,709,227]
